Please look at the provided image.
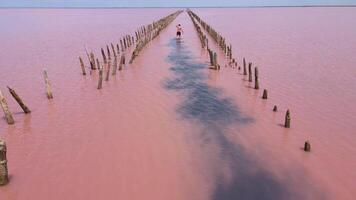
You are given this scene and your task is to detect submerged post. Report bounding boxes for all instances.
[262,89,268,99]
[97,68,103,90]
[285,109,291,128]
[243,58,247,75]
[273,105,278,112]
[112,56,118,75]
[213,52,217,70]
[105,60,111,81]
[7,86,31,114]
[0,90,15,124]
[0,140,8,186]
[248,62,252,82]
[43,70,53,99]
[254,67,259,89]
[79,57,86,75]
[304,141,311,152]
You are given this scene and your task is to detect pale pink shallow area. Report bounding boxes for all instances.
[0,8,355,200]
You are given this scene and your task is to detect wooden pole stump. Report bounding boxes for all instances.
[79,57,86,75]
[43,70,53,99]
[304,141,311,152]
[7,86,31,114]
[248,62,252,82]
[90,53,96,70]
[97,68,103,90]
[0,90,15,124]
[273,105,278,112]
[285,109,291,128]
[105,60,111,81]
[0,140,8,186]
[112,56,118,75]
[262,89,268,99]
[213,52,217,70]
[254,67,259,89]
[0,140,6,162]
[101,48,107,64]
[0,160,8,186]
[243,58,247,75]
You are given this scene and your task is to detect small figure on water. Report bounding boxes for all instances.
[176,24,184,38]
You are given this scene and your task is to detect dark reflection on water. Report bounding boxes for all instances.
[164,38,308,200]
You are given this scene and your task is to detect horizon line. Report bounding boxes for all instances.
[1,5,356,9]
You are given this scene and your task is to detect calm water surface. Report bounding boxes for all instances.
[0,8,355,200]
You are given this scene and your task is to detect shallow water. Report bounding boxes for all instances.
[0,8,355,200]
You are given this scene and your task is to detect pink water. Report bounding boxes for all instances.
[0,8,355,200]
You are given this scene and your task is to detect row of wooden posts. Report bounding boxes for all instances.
[79,10,183,91]
[188,10,310,152]
[0,10,184,186]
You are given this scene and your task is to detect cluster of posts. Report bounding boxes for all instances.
[130,11,183,63]
[188,10,310,152]
[79,10,182,90]
[0,10,183,186]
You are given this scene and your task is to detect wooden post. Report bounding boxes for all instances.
[304,141,311,152]
[116,44,120,55]
[111,43,117,58]
[0,140,8,186]
[285,109,291,128]
[112,56,118,75]
[119,55,125,71]
[273,105,278,112]
[0,90,15,124]
[106,45,111,61]
[7,86,31,114]
[243,58,247,75]
[79,57,86,75]
[213,52,217,70]
[97,68,103,90]
[254,67,259,89]
[0,160,8,186]
[96,58,101,70]
[262,89,268,99]
[105,60,111,81]
[248,63,252,82]
[90,53,96,70]
[43,70,53,99]
[0,140,6,162]
[101,48,107,64]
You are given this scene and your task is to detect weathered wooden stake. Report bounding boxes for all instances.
[0,140,8,186]
[248,62,252,82]
[304,141,311,152]
[0,90,15,124]
[285,109,291,128]
[243,58,247,75]
[105,60,111,81]
[106,45,111,60]
[101,48,107,64]
[43,70,53,99]
[213,52,217,70]
[119,55,125,70]
[79,57,86,75]
[262,89,268,99]
[112,56,118,75]
[0,140,6,161]
[97,68,103,90]
[273,105,278,112]
[90,53,96,70]
[254,67,259,89]
[0,160,8,186]
[111,43,117,58]
[7,86,31,114]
